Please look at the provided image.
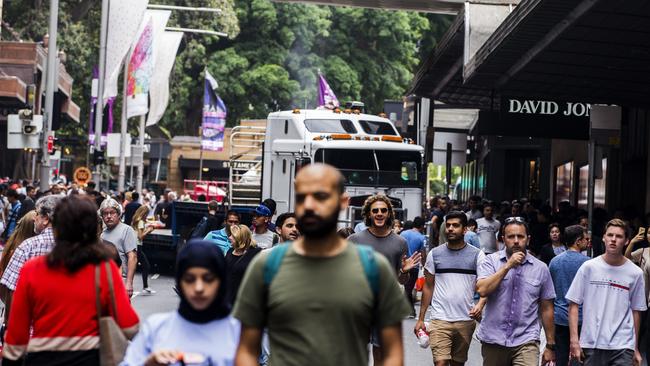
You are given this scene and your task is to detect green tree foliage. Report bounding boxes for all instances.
[3,0,452,138]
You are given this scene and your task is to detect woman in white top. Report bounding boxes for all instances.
[121,240,240,366]
[131,205,155,294]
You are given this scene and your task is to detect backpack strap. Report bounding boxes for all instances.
[263,243,290,286]
[356,245,379,298]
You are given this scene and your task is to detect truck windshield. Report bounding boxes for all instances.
[314,148,421,187]
[358,120,398,135]
[304,119,357,133]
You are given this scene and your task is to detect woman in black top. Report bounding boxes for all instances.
[539,223,566,265]
[225,224,261,306]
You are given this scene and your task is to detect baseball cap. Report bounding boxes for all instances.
[254,204,272,217]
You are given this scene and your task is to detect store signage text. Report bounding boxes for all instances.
[507,99,591,117]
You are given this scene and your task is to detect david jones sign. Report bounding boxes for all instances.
[507,99,591,117]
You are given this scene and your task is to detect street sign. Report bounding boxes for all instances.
[73,167,92,186]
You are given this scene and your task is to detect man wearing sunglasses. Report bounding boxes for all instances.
[348,194,422,365]
[476,217,556,366]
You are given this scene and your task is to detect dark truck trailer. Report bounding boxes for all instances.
[142,201,255,273]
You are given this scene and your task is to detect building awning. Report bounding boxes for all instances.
[178,157,229,170]
[0,76,26,104]
[408,9,494,108]
[61,98,80,123]
[411,0,650,109]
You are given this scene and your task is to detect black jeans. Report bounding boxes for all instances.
[556,323,581,366]
[404,268,419,314]
[137,248,150,288]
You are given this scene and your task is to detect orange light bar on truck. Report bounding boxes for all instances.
[330,134,352,140]
[333,108,341,114]
[381,135,403,143]
[292,108,301,114]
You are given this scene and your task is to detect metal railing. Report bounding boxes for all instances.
[228,126,266,207]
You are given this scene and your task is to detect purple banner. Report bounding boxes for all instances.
[318,72,339,109]
[201,70,226,151]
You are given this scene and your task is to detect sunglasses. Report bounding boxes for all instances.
[504,216,526,224]
[371,208,389,214]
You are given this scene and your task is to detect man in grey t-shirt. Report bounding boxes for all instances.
[347,194,421,366]
[100,198,137,297]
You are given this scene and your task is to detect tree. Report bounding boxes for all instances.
[3,0,452,138]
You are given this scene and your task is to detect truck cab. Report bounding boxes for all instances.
[261,108,424,224]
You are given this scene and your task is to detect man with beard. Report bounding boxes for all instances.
[100,198,138,297]
[348,194,422,365]
[476,217,556,366]
[233,164,410,366]
[415,211,486,366]
[275,212,299,242]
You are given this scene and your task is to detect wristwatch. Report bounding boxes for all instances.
[545,343,556,351]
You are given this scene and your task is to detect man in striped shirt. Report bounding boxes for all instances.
[415,211,486,366]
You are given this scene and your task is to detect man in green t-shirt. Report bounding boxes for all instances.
[233,163,410,366]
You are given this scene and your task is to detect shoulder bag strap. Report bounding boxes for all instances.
[103,261,119,319]
[95,264,103,320]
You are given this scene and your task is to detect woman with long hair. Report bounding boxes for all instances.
[0,211,36,277]
[2,195,139,366]
[0,211,36,324]
[226,224,261,306]
[131,205,155,294]
[121,240,239,365]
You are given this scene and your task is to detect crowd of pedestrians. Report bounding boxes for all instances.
[0,169,648,366]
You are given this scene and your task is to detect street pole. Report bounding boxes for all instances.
[135,115,145,192]
[118,65,128,192]
[198,126,204,181]
[39,0,59,192]
[587,140,595,257]
[93,0,109,187]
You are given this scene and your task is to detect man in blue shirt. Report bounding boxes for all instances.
[549,224,590,366]
[204,210,240,255]
[400,216,427,317]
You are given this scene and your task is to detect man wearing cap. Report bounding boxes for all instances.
[252,204,279,250]
[99,198,138,297]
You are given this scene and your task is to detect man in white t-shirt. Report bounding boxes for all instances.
[414,211,486,365]
[476,202,501,254]
[251,204,279,249]
[566,219,647,366]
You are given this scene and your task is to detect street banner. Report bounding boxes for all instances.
[146,31,184,126]
[201,70,227,151]
[89,67,115,147]
[126,10,171,118]
[103,0,148,102]
[317,72,339,109]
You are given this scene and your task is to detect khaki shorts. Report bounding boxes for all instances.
[481,341,540,366]
[429,319,476,363]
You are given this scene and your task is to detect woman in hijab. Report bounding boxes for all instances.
[121,240,240,366]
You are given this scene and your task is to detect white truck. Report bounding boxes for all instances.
[229,108,425,225]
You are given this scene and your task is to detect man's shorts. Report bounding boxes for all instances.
[429,319,476,363]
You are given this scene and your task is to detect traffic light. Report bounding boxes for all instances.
[93,149,106,166]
